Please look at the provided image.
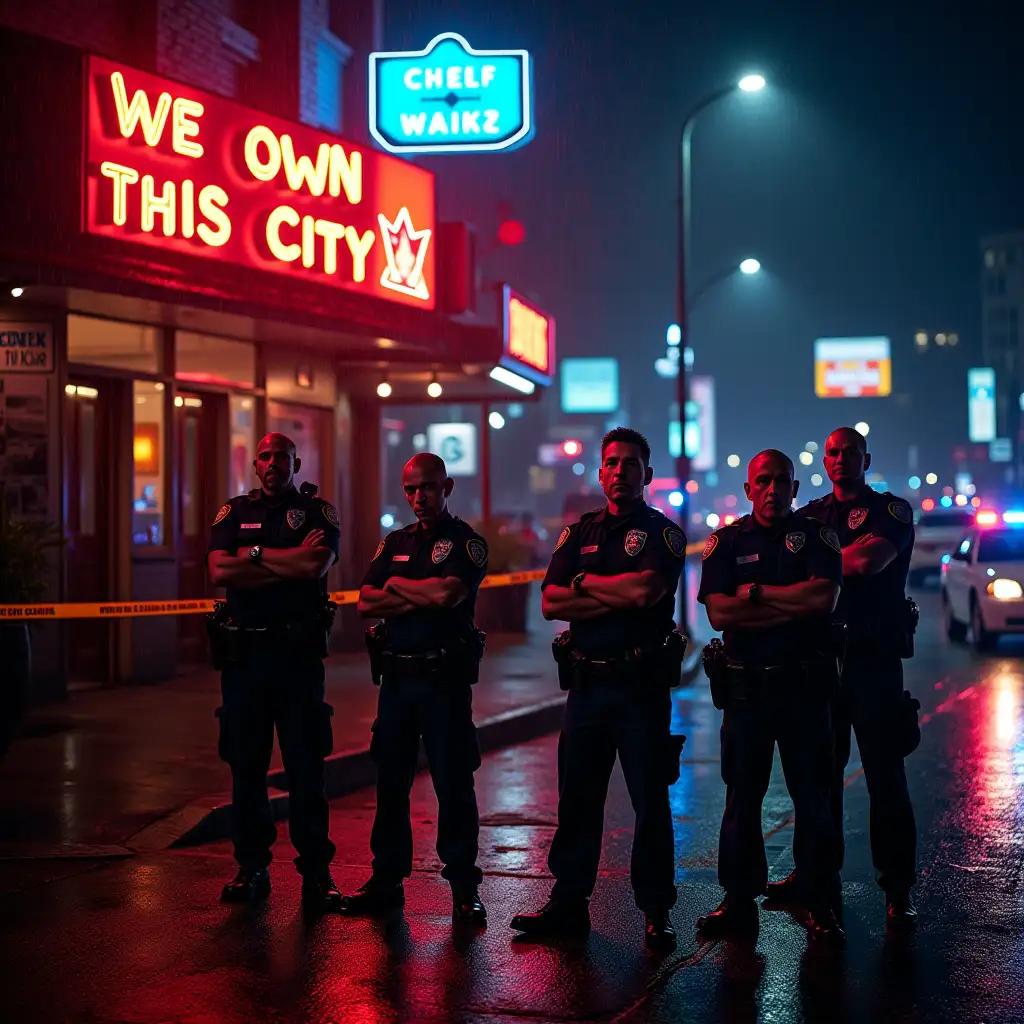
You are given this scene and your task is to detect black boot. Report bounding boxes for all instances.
[452,885,487,925]
[301,871,343,913]
[339,877,405,916]
[644,910,677,951]
[886,891,918,928]
[762,871,801,904]
[221,867,271,903]
[510,898,591,937]
[696,896,759,939]
[807,905,846,945]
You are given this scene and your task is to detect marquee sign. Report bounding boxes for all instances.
[500,284,554,386]
[84,56,436,308]
[368,33,533,154]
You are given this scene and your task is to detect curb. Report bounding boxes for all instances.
[129,649,704,854]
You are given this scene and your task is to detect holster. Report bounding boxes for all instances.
[206,601,230,670]
[897,689,922,757]
[367,624,486,686]
[365,622,388,686]
[701,638,730,710]
[552,630,684,691]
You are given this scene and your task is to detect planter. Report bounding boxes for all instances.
[0,623,31,760]
[475,583,530,634]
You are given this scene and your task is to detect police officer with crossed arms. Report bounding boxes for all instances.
[206,432,342,912]
[697,449,844,943]
[511,427,688,951]
[342,453,489,925]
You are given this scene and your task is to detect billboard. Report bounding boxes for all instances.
[499,285,555,386]
[689,376,716,471]
[85,56,435,307]
[814,337,892,398]
[369,33,533,155]
[426,423,477,477]
[967,367,996,443]
[560,358,618,413]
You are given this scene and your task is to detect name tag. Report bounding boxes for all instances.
[736,553,759,564]
[240,523,261,529]
[581,545,599,554]
[392,554,410,562]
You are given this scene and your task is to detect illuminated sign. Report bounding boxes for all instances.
[369,33,533,154]
[814,337,892,398]
[689,376,716,471]
[426,422,477,477]
[84,56,435,308]
[500,285,554,386]
[560,358,618,413]
[968,367,996,443]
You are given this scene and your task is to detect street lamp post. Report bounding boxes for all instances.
[674,73,765,635]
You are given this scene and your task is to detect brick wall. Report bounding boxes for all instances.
[157,0,255,98]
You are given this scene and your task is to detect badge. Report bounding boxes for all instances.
[554,526,571,552]
[286,509,306,530]
[467,539,488,568]
[663,528,687,558]
[702,534,719,560]
[372,540,384,561]
[821,527,842,553]
[432,539,454,564]
[624,529,647,556]
[848,508,868,530]
[888,500,912,524]
[322,503,340,528]
[212,504,231,526]
[786,531,806,554]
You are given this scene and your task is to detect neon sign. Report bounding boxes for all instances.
[85,57,435,308]
[500,285,554,386]
[369,33,533,154]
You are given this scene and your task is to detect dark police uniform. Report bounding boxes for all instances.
[697,513,841,905]
[207,485,340,876]
[542,505,687,914]
[800,487,916,895]
[360,512,488,889]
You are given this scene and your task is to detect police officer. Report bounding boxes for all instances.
[771,426,918,926]
[696,449,844,943]
[510,428,687,951]
[206,432,341,911]
[341,453,488,925]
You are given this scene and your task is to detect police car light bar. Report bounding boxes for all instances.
[976,510,999,526]
[1003,510,1024,525]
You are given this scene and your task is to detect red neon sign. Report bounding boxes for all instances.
[500,284,554,385]
[84,56,436,308]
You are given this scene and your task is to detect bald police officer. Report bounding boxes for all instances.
[511,427,687,951]
[207,432,342,912]
[697,449,844,943]
[776,426,919,927]
[342,453,488,925]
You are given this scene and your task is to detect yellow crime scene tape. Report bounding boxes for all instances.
[0,546,702,621]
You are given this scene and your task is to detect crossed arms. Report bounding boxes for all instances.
[541,570,670,622]
[704,579,839,631]
[207,530,335,589]
[357,576,469,618]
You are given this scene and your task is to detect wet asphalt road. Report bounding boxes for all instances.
[1,587,1023,1023]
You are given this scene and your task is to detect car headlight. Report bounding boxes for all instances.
[987,578,1023,600]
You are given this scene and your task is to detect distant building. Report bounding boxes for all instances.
[980,231,1024,437]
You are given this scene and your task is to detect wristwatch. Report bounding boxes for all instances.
[571,572,587,592]
[748,582,762,604]
[248,545,263,565]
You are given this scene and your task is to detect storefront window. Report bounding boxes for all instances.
[68,315,160,373]
[229,394,256,497]
[133,381,165,545]
[268,401,324,492]
[175,332,255,388]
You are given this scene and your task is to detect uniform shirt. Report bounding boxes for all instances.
[799,487,914,625]
[697,512,842,665]
[361,511,488,654]
[542,504,687,658]
[207,486,340,627]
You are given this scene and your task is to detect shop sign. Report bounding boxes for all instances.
[426,422,477,476]
[84,56,436,308]
[0,323,53,373]
[500,285,554,387]
[369,33,533,154]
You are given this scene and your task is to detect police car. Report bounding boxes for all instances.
[909,507,974,586]
[941,510,1024,650]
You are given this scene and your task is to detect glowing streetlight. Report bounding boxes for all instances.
[798,451,814,466]
[739,258,761,275]
[727,454,741,468]
[738,74,766,93]
[854,421,870,437]
[667,323,681,347]
[488,411,505,430]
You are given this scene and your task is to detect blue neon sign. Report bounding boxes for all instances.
[368,33,533,155]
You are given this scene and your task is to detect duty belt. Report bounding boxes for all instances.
[380,648,446,677]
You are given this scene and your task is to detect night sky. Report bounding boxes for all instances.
[384,0,1023,501]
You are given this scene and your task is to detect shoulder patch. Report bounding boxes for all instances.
[888,500,912,524]
[371,540,385,561]
[554,526,572,552]
[212,504,231,526]
[821,527,842,553]
[663,527,687,557]
[702,533,719,560]
[321,502,340,528]
[467,538,488,568]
